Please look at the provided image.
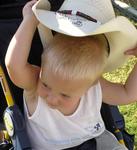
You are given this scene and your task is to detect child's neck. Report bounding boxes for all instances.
[57,99,81,116]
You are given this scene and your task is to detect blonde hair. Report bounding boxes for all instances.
[41,33,108,82]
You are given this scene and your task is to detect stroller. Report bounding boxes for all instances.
[0,0,135,149]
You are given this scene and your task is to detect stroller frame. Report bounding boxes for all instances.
[0,64,32,150]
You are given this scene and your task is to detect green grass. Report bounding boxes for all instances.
[120,104,137,149]
[103,57,137,150]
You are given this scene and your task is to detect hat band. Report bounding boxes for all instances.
[57,10,97,22]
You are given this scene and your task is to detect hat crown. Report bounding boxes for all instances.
[59,0,115,23]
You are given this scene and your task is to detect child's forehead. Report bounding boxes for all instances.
[40,69,91,96]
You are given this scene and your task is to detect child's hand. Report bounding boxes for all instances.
[124,45,137,57]
[22,0,38,24]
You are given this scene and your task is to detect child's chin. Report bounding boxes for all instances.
[47,103,57,109]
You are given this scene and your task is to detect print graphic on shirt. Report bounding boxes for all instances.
[85,121,104,134]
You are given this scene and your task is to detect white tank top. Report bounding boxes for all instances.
[24,82,105,150]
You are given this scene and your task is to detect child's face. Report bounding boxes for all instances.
[37,69,91,115]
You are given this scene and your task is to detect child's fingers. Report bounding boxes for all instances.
[124,50,134,55]
[23,0,37,15]
[124,48,137,56]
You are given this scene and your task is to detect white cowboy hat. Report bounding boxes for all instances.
[32,0,137,72]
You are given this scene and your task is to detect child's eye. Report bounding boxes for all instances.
[42,83,51,90]
[61,93,70,99]
[43,83,48,87]
[42,83,48,88]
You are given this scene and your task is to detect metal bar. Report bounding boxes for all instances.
[0,65,14,107]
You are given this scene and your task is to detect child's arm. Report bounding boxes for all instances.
[5,0,40,91]
[100,47,137,105]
